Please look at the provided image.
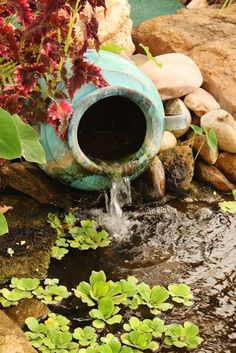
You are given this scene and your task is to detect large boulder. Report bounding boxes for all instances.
[90,0,135,56]
[132,5,236,118]
[0,310,36,353]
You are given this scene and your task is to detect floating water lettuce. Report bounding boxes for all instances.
[168,283,193,306]
[164,321,203,349]
[89,297,122,328]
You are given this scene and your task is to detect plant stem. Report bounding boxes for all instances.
[194,140,206,163]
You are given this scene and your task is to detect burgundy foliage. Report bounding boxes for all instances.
[0,0,108,138]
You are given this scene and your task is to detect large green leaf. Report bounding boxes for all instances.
[0,108,21,159]
[12,114,46,164]
[0,213,8,236]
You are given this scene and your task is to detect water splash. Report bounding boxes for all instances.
[106,177,132,218]
[90,177,139,241]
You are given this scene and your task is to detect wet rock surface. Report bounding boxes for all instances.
[134,156,165,201]
[195,160,235,192]
[5,298,49,328]
[0,310,36,353]
[0,162,72,206]
[159,146,194,191]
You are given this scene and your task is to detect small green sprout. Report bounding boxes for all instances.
[89,297,122,328]
[139,44,162,68]
[164,321,203,349]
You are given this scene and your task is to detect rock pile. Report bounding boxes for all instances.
[132,51,236,198]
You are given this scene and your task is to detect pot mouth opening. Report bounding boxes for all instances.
[68,86,160,177]
[77,96,147,162]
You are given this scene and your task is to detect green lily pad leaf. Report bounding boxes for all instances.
[0,108,21,159]
[0,213,8,236]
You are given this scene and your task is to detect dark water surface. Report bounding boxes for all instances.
[48,198,236,353]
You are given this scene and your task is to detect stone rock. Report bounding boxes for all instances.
[164,98,192,137]
[135,156,165,201]
[201,109,236,153]
[93,0,135,56]
[187,0,208,9]
[132,5,236,118]
[215,153,236,183]
[0,310,36,353]
[140,53,203,100]
[184,88,220,117]
[159,131,177,153]
[195,161,235,192]
[5,299,49,328]
[193,135,218,165]
[159,146,194,191]
[0,162,71,206]
[131,53,148,66]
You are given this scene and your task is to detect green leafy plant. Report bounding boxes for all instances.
[69,220,110,250]
[219,189,236,214]
[121,330,159,352]
[73,326,98,347]
[123,317,166,339]
[48,213,111,259]
[134,282,172,314]
[0,108,46,236]
[168,284,193,306]
[0,277,71,308]
[100,334,134,353]
[190,124,218,161]
[25,315,78,353]
[89,297,122,328]
[164,321,203,349]
[74,271,124,307]
[32,278,71,305]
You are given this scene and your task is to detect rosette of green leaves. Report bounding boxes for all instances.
[119,276,139,308]
[69,220,110,250]
[134,282,172,314]
[89,297,122,328]
[0,277,40,307]
[25,316,78,353]
[121,330,159,352]
[73,326,97,347]
[74,271,125,307]
[123,317,166,339]
[32,278,71,305]
[44,313,70,332]
[100,334,134,353]
[164,321,203,349]
[168,284,193,306]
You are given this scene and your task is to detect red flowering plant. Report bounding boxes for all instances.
[0,0,108,139]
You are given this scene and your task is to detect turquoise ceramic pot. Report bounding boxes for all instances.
[39,50,185,191]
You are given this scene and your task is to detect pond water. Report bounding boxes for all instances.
[45,189,236,353]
